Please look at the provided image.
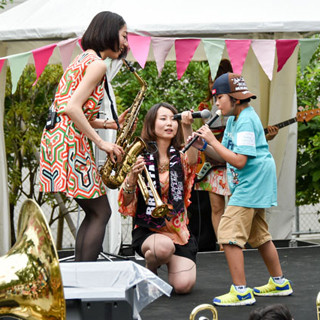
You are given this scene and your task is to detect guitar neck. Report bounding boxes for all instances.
[264,117,297,134]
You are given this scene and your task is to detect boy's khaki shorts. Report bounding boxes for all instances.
[217,206,272,249]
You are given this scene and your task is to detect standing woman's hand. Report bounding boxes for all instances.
[118,108,130,128]
[104,108,131,130]
[98,140,124,164]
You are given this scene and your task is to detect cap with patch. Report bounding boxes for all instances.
[212,72,256,100]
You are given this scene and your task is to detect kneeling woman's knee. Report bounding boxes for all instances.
[172,277,196,294]
[155,240,175,260]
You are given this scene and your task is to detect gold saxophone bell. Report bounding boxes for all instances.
[189,303,218,320]
[0,199,66,320]
[138,165,170,219]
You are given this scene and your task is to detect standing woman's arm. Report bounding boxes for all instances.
[64,59,123,161]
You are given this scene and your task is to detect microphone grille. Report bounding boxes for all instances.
[216,109,222,116]
[201,109,212,119]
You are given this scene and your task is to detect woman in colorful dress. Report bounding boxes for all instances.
[118,102,199,294]
[39,11,128,261]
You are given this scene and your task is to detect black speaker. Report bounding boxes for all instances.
[188,188,217,251]
[66,297,135,320]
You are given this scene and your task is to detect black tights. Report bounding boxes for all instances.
[74,195,111,261]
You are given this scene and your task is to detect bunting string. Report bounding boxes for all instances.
[0,33,318,93]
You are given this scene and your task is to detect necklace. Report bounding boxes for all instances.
[158,162,169,173]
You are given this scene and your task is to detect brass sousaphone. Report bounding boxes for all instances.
[0,199,66,319]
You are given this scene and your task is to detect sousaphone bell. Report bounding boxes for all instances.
[0,199,66,319]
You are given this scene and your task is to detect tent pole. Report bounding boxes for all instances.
[0,41,11,254]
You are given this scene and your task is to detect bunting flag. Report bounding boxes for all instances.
[175,39,201,79]
[151,37,175,77]
[128,33,151,69]
[8,52,31,94]
[276,39,299,72]
[202,39,225,80]
[1,35,320,88]
[225,39,251,74]
[0,59,4,74]
[58,38,78,71]
[78,38,83,51]
[32,43,57,85]
[299,38,320,72]
[251,39,276,81]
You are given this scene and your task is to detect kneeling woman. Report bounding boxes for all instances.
[118,102,199,294]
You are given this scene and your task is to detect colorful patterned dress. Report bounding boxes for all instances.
[39,52,107,199]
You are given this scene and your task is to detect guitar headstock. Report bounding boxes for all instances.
[296,108,320,122]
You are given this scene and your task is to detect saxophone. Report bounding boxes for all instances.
[100,59,147,189]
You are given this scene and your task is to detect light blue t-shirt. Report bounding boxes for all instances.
[222,106,277,208]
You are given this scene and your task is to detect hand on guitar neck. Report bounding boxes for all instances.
[265,125,279,141]
[263,108,320,136]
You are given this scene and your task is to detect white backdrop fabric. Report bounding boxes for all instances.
[1,0,319,254]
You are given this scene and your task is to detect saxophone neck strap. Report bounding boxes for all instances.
[104,74,120,130]
[94,49,120,130]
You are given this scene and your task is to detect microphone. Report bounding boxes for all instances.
[181,109,222,154]
[173,109,211,120]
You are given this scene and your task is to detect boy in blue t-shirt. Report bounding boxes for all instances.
[193,73,293,306]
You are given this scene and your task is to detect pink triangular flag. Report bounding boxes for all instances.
[58,38,78,71]
[225,40,251,74]
[78,38,83,51]
[175,39,201,79]
[0,59,5,74]
[251,40,276,81]
[128,33,151,68]
[32,43,57,85]
[151,37,175,77]
[276,39,299,72]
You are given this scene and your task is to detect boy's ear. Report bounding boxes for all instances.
[236,100,241,104]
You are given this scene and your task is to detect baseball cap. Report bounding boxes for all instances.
[211,73,256,100]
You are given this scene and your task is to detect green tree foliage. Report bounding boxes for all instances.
[112,60,210,134]
[0,0,13,9]
[296,43,320,205]
[5,65,62,205]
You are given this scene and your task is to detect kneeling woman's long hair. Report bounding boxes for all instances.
[141,102,184,155]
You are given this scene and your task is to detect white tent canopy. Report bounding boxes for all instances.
[1,0,320,41]
[1,0,320,255]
